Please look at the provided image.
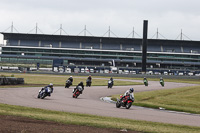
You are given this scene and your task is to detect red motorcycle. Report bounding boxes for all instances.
[72,86,83,98]
[116,95,134,109]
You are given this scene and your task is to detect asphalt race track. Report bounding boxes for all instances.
[0,79,200,127]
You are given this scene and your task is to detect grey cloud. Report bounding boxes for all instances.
[0,0,200,40]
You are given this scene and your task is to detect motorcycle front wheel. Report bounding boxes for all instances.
[126,102,132,109]
[72,94,76,98]
[41,93,46,99]
[37,93,40,98]
[72,93,78,98]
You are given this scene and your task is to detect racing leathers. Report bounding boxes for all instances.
[122,90,134,102]
[73,82,84,94]
[41,85,54,96]
[68,77,73,83]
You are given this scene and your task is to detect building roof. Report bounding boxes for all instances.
[1,32,200,47]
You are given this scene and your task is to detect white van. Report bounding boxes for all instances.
[178,72,184,76]
[130,71,136,74]
[148,71,153,75]
[100,70,104,73]
[188,72,193,76]
[104,69,109,73]
[66,68,71,73]
[90,69,94,73]
[85,68,89,73]
[124,70,129,74]
[118,70,122,74]
[111,67,117,73]
[163,71,168,75]
[81,68,85,73]
[74,68,80,73]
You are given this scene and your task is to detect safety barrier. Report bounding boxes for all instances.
[0,77,24,85]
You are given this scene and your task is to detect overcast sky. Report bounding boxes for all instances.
[1,0,200,43]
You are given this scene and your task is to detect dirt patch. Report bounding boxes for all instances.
[0,115,139,133]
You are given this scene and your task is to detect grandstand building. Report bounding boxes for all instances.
[0,32,200,73]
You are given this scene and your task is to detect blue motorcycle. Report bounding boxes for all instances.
[37,87,52,99]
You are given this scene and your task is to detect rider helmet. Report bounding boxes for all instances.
[129,88,134,93]
[49,83,53,88]
[70,76,73,78]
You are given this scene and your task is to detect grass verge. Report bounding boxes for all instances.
[0,103,200,133]
[113,77,200,84]
[0,72,143,87]
[112,85,200,114]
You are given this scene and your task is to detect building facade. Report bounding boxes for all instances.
[0,32,200,73]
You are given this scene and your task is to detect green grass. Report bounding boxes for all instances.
[0,103,199,133]
[0,72,143,87]
[113,77,200,84]
[1,72,200,132]
[112,85,200,114]
[1,72,200,87]
[149,78,200,84]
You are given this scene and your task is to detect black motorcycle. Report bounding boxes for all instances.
[108,80,113,88]
[65,79,72,88]
[37,87,52,99]
[86,79,92,87]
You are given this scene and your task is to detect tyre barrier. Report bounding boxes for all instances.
[0,77,24,85]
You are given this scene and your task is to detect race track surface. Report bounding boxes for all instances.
[0,79,200,127]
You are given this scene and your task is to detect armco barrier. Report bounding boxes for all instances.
[0,77,24,85]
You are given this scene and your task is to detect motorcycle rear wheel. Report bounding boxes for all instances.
[116,101,121,108]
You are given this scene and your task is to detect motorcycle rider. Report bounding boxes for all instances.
[68,76,73,82]
[87,75,92,81]
[160,77,164,86]
[144,77,147,82]
[121,88,134,102]
[86,75,92,87]
[160,77,164,82]
[41,83,54,96]
[110,77,114,84]
[68,76,73,84]
[143,77,148,85]
[73,81,84,94]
